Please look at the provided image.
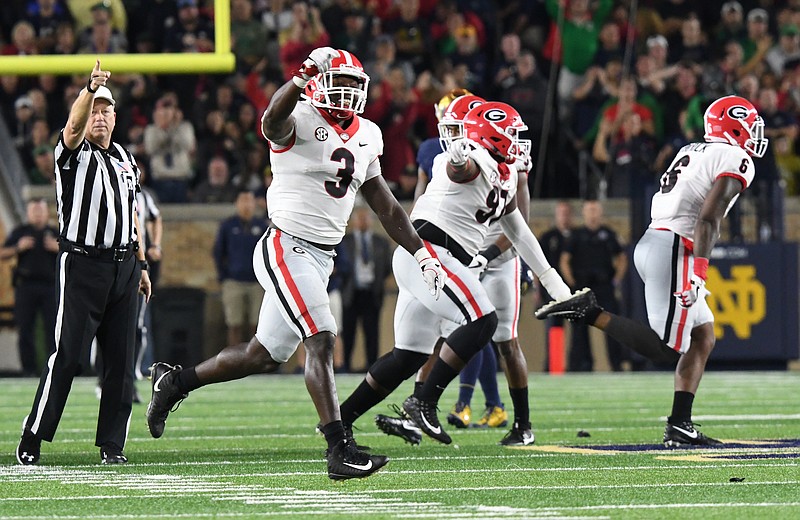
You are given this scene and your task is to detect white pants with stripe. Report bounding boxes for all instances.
[252,228,336,363]
[633,228,714,354]
[393,243,494,355]
[441,255,521,343]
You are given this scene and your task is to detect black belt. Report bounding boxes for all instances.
[413,220,472,265]
[59,239,137,262]
[268,224,337,251]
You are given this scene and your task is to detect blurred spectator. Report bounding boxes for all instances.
[0,199,59,376]
[12,95,36,168]
[491,32,522,98]
[192,156,239,204]
[740,8,773,74]
[0,76,25,128]
[2,21,39,55]
[383,0,430,73]
[143,94,196,202]
[571,60,620,142]
[449,23,488,92]
[259,0,294,66]
[30,118,54,150]
[232,145,268,193]
[213,190,268,346]
[363,34,414,87]
[660,63,703,141]
[593,111,657,238]
[78,11,128,54]
[28,144,56,185]
[715,1,746,48]
[654,0,696,36]
[52,20,78,54]
[196,109,241,178]
[646,34,670,70]
[560,200,627,372]
[364,66,419,199]
[330,8,371,58]
[669,15,709,65]
[593,21,623,67]
[546,0,613,121]
[114,74,155,141]
[36,75,67,128]
[278,2,329,81]
[230,0,268,73]
[766,24,800,77]
[163,0,214,53]
[25,0,74,54]
[67,0,127,35]
[340,207,392,373]
[586,77,655,154]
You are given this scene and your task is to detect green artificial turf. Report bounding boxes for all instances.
[1,371,798,519]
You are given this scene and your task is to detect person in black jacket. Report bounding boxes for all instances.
[0,198,59,376]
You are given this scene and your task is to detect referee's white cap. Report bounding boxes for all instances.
[93,85,116,106]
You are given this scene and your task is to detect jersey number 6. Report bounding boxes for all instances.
[659,154,690,194]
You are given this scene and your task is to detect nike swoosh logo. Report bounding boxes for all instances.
[672,425,698,439]
[420,413,441,435]
[359,143,367,147]
[343,460,373,471]
[153,371,170,392]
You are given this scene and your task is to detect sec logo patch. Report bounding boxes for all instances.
[315,128,329,141]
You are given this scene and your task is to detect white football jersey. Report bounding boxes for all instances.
[266,102,384,245]
[411,147,518,258]
[649,142,755,239]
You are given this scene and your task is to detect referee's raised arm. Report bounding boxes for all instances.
[64,60,111,150]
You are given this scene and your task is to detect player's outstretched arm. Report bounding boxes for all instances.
[499,205,572,301]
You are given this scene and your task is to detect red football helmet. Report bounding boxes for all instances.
[438,94,486,150]
[462,101,528,162]
[703,95,768,157]
[307,49,370,118]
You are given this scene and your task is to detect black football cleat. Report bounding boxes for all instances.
[146,362,188,438]
[499,421,535,446]
[327,439,389,480]
[375,404,423,445]
[16,417,41,466]
[402,396,451,445]
[664,421,723,448]
[535,288,599,321]
[100,443,128,464]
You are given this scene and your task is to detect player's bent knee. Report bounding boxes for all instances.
[245,337,281,373]
[368,348,429,391]
[496,339,516,358]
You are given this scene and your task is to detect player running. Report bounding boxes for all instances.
[339,100,576,445]
[536,95,768,447]
[144,47,445,480]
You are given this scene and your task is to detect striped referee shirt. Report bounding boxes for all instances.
[54,132,140,248]
[135,187,160,249]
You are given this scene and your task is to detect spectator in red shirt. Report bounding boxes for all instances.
[278,2,330,81]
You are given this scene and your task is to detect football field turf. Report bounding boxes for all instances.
[1,371,798,519]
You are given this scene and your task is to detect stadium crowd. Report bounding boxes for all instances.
[1,0,798,238]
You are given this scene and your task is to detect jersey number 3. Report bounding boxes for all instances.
[325,148,355,198]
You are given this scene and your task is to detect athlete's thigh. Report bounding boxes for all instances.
[393,289,442,355]
[253,228,336,344]
[634,229,713,353]
[482,256,520,342]
[393,244,494,326]
[254,289,302,363]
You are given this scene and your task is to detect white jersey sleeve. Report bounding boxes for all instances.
[649,142,755,239]
[410,146,518,258]
[266,102,384,245]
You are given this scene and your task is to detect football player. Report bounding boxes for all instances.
[536,95,768,447]
[144,47,446,480]
[339,101,575,445]
[375,95,537,446]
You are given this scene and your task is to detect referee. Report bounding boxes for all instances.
[16,60,151,465]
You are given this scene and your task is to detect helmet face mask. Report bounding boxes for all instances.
[437,95,486,152]
[308,50,370,117]
[703,95,769,157]
[462,102,528,162]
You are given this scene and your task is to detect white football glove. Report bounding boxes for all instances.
[538,267,571,301]
[448,138,471,167]
[292,46,338,88]
[468,253,489,277]
[414,247,447,300]
[515,151,532,174]
[674,273,708,308]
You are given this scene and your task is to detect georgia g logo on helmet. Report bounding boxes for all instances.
[727,105,750,119]
[484,108,508,122]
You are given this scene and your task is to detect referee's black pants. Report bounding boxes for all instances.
[24,252,140,449]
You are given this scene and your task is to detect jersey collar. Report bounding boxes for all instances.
[316,106,361,143]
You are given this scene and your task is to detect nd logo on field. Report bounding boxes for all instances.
[706,265,766,339]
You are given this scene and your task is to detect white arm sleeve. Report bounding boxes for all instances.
[499,209,551,276]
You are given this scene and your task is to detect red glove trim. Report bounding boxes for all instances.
[693,257,709,281]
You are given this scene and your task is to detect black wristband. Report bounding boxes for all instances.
[139,260,149,271]
[86,81,97,93]
[481,244,503,263]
